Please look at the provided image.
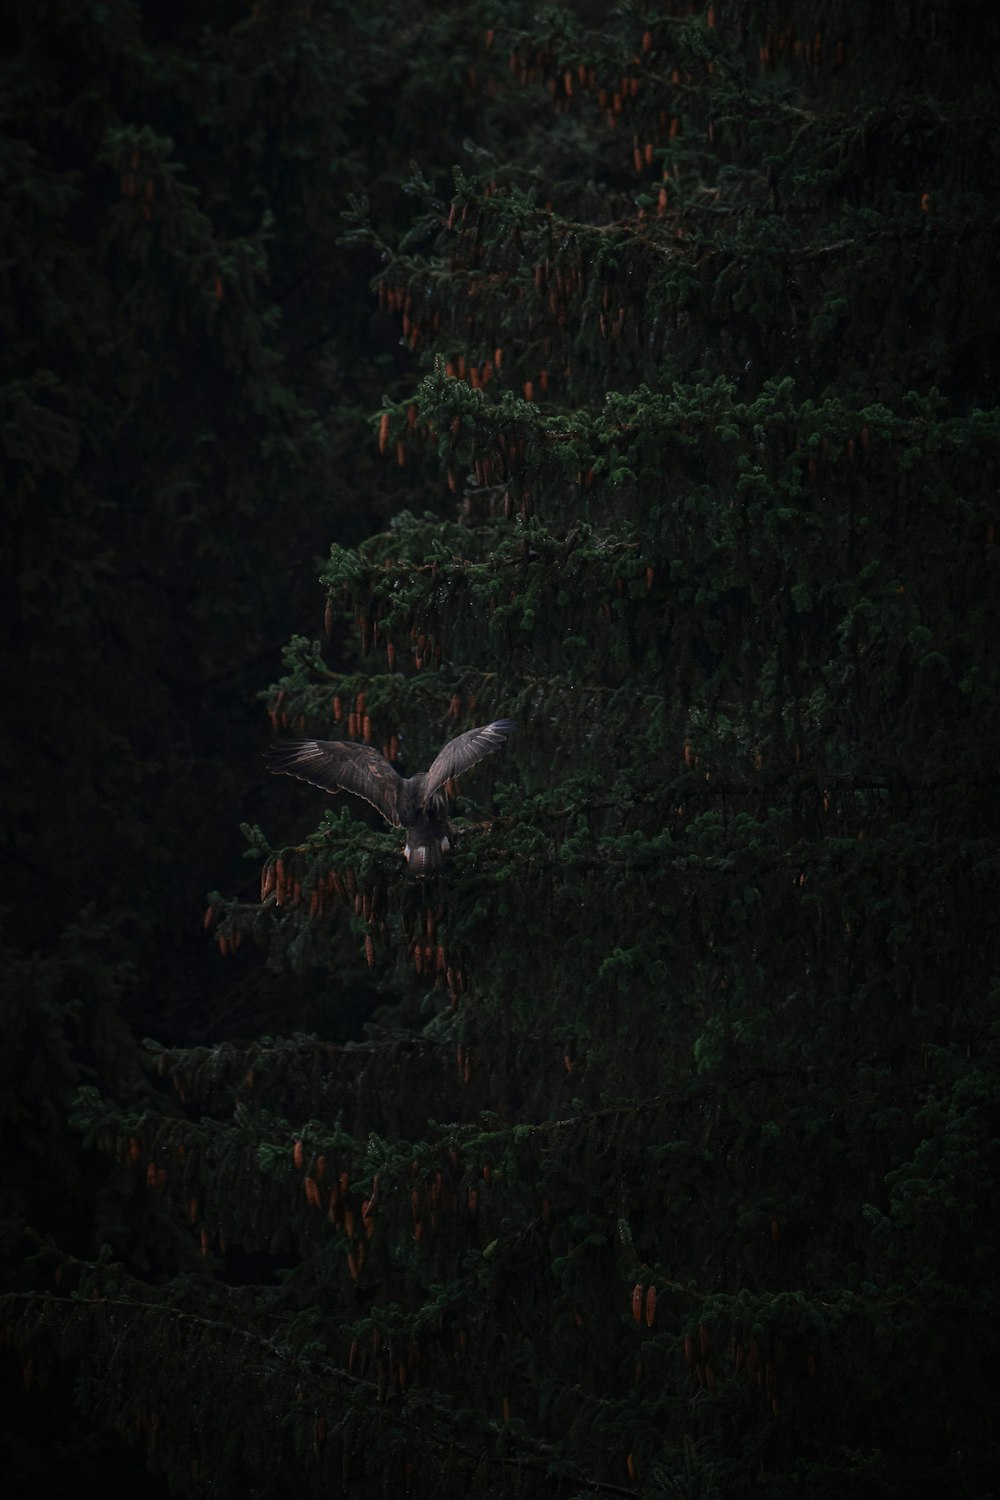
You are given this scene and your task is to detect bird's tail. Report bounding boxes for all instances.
[403,833,449,876]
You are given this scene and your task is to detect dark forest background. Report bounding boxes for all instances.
[2,2,999,1497]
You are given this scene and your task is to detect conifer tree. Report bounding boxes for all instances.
[6,3,1000,1497]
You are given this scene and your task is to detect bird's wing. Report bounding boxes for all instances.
[422,720,516,808]
[265,740,404,826]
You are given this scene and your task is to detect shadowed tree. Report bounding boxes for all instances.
[5,3,1000,1498]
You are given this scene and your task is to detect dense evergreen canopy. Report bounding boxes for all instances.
[3,2,999,1497]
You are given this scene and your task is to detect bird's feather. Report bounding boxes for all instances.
[263,740,405,825]
[422,720,517,808]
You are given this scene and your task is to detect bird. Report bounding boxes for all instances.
[265,719,516,874]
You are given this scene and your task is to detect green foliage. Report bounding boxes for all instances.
[5,1,1000,1498]
[0,914,141,1239]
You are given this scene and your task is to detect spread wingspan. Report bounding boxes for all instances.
[264,740,404,826]
[422,720,517,807]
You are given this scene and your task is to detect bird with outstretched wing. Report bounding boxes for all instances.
[265,719,516,874]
